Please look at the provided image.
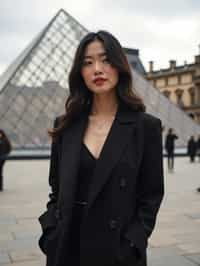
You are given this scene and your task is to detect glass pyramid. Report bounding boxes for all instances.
[0,9,199,149]
[0,9,88,148]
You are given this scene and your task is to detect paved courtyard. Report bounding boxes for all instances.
[0,157,200,266]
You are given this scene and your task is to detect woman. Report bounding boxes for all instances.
[38,30,164,266]
[0,129,11,191]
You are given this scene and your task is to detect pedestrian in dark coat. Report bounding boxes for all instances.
[38,30,164,266]
[196,135,200,163]
[195,135,200,192]
[165,128,178,172]
[0,129,11,191]
[187,136,197,162]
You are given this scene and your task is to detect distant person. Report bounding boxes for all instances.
[165,128,178,172]
[0,130,12,191]
[196,135,200,192]
[187,136,197,162]
[196,135,200,163]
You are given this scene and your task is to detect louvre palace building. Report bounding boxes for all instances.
[146,53,200,124]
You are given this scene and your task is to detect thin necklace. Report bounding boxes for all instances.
[89,114,116,131]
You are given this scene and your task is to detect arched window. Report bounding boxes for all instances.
[197,112,200,123]
[175,88,184,108]
[188,87,195,105]
[163,90,170,98]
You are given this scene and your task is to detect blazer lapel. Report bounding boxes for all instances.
[58,113,88,212]
[85,104,138,215]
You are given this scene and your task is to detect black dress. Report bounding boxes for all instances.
[67,142,97,265]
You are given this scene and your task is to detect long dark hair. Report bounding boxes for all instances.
[49,30,145,140]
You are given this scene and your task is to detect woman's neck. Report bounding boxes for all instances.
[90,92,118,117]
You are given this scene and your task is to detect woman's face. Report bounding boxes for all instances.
[81,40,119,95]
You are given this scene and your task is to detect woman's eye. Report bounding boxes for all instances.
[83,61,92,66]
[102,58,110,63]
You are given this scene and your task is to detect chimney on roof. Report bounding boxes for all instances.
[194,44,200,64]
[195,55,200,64]
[194,50,200,64]
[184,60,188,68]
[149,61,154,72]
[169,60,176,70]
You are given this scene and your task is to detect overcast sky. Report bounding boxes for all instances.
[0,0,199,75]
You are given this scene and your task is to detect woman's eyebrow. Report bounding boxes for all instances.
[83,52,107,59]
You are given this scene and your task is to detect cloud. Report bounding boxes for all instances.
[0,0,199,75]
[96,0,200,19]
[0,1,54,36]
[0,0,55,74]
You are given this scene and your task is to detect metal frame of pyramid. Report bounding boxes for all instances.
[0,9,200,149]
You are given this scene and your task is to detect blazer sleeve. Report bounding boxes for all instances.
[124,117,164,257]
[38,118,60,234]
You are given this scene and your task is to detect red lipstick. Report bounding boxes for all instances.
[93,77,107,86]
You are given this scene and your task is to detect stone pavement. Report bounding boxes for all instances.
[0,157,199,266]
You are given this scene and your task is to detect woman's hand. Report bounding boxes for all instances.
[39,227,57,254]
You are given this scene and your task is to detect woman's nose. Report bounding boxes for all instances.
[94,61,103,74]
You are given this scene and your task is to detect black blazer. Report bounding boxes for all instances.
[38,103,164,266]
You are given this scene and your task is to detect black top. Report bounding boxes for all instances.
[68,143,97,262]
[75,143,97,203]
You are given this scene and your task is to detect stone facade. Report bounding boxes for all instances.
[145,54,200,124]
